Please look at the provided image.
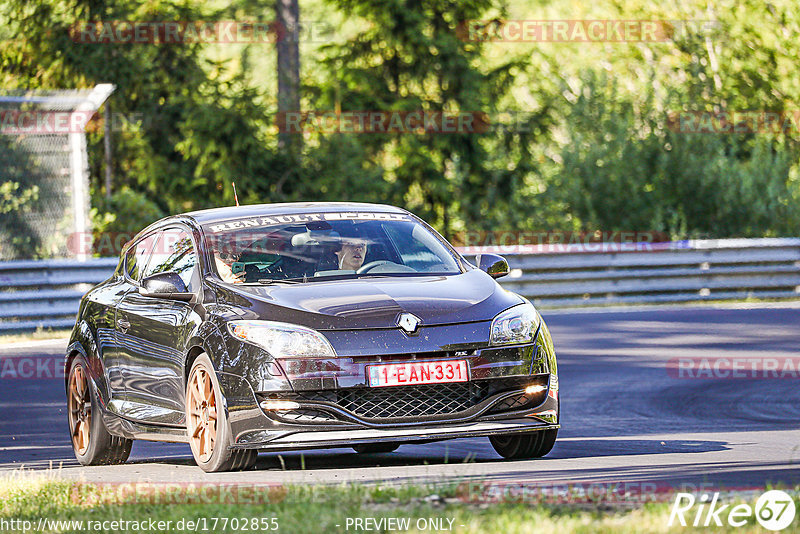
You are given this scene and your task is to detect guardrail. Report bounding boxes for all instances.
[0,239,798,334]
[473,237,800,309]
[0,258,118,334]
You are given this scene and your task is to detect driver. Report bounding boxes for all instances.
[213,245,245,284]
[335,238,367,271]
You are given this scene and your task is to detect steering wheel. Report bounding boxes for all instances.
[244,262,284,282]
[356,260,392,274]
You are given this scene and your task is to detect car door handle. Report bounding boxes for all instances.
[117,318,130,332]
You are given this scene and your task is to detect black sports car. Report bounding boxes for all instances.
[65,203,559,472]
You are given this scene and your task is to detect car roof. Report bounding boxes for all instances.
[183,202,408,225]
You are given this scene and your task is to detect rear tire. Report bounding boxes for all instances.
[67,358,133,466]
[186,354,257,472]
[489,429,558,459]
[353,443,400,454]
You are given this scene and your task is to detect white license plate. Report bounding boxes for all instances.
[366,360,469,387]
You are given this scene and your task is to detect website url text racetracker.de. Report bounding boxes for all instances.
[0,517,279,533]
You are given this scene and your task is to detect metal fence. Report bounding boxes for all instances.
[0,238,799,334]
[0,258,118,333]
[0,85,115,261]
[492,238,800,308]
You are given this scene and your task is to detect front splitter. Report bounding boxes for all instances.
[229,419,559,452]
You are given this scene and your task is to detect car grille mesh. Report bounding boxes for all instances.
[291,382,490,419]
[343,382,488,419]
[489,393,538,413]
[276,409,338,423]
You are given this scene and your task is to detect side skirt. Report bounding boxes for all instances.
[102,408,188,443]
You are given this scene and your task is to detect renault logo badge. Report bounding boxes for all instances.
[397,313,421,335]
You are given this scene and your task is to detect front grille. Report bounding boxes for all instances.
[289,382,490,419]
[488,392,543,413]
[342,382,488,418]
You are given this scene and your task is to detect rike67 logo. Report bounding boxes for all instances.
[669,490,796,531]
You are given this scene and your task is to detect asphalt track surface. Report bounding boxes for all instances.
[1,305,799,489]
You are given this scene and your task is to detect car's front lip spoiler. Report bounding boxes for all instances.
[228,419,559,452]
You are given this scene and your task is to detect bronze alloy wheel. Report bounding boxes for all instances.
[187,363,218,463]
[68,364,92,455]
[184,354,257,472]
[65,358,133,466]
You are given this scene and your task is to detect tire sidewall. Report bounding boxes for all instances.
[68,357,111,465]
[490,428,558,459]
[186,353,234,472]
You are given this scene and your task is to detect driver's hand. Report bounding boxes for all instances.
[215,255,244,284]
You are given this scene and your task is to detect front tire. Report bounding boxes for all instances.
[67,358,132,465]
[489,429,558,459]
[186,354,257,472]
[353,443,400,454]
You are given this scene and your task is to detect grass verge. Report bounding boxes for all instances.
[0,473,796,533]
[0,328,71,345]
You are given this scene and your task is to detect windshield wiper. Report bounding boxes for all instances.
[246,278,306,285]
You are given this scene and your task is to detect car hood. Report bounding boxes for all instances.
[214,269,523,330]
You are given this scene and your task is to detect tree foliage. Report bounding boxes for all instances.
[1,0,799,258]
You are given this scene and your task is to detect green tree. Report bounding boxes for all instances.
[552,70,800,238]
[313,0,551,237]
[1,0,281,215]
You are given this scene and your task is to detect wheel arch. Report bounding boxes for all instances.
[184,344,206,385]
[64,347,83,393]
[184,321,229,388]
[64,336,101,396]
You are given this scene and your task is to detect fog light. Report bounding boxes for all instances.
[260,400,301,411]
[525,384,547,395]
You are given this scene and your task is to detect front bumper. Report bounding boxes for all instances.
[229,418,560,452]
[219,371,559,450]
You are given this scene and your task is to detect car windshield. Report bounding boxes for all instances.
[201,212,462,284]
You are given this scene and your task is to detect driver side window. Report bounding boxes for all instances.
[125,233,158,282]
[142,228,198,292]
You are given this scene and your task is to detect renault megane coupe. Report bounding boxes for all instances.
[65,203,559,472]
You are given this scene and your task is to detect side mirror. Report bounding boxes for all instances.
[139,272,193,301]
[476,253,509,279]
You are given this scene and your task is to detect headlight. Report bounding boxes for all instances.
[490,303,540,345]
[227,320,336,358]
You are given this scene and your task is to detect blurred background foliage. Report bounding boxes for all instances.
[1,0,800,250]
